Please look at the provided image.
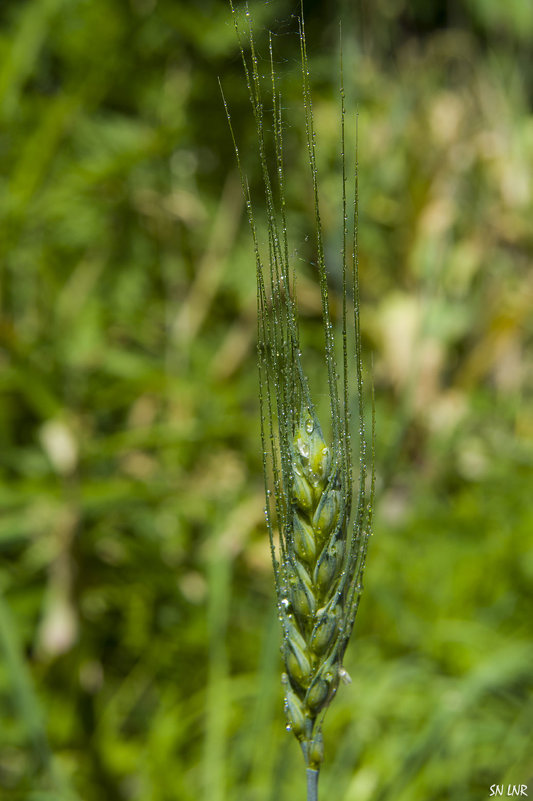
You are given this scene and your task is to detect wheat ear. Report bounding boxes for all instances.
[223,3,374,798]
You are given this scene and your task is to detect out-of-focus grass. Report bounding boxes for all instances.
[0,1,531,799]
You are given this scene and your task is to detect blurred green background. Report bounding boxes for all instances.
[0,0,532,799]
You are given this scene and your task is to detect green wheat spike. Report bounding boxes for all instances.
[222,4,374,799]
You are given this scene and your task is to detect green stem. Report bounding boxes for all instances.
[306,768,319,801]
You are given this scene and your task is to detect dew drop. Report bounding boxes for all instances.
[286,724,292,732]
[339,666,352,685]
[305,418,314,434]
[281,598,290,609]
[297,438,309,459]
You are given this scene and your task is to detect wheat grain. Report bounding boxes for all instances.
[275,388,372,786]
[223,3,374,798]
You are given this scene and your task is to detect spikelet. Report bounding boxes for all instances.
[279,404,367,771]
[222,1,374,795]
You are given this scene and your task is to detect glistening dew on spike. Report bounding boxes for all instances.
[222,3,374,799]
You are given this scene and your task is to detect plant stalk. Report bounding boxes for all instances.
[306,768,319,801]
